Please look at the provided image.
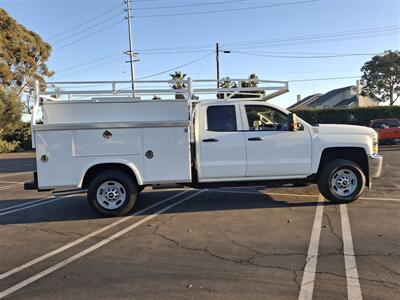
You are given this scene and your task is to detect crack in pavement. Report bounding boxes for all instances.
[151,216,400,294]
[11,224,86,239]
[364,256,400,278]
[152,220,303,288]
[323,211,344,254]
[315,270,400,293]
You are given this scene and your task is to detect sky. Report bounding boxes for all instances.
[1,0,400,107]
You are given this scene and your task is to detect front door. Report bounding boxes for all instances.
[241,104,312,178]
[198,104,246,180]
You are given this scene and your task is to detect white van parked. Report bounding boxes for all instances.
[25,78,382,216]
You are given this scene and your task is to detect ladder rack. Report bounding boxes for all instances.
[39,78,289,102]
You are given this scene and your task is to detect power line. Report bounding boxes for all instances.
[131,0,254,11]
[137,52,213,80]
[223,25,400,46]
[54,57,123,79]
[47,4,123,40]
[54,19,124,51]
[231,50,377,59]
[289,76,361,82]
[221,26,400,49]
[133,0,318,18]
[55,52,123,74]
[132,25,399,53]
[52,12,123,45]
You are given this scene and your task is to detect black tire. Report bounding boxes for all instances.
[137,186,145,193]
[87,170,137,217]
[317,159,365,203]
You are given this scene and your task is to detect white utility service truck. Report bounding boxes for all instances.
[25,78,382,216]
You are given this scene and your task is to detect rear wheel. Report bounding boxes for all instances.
[88,170,137,217]
[317,159,365,203]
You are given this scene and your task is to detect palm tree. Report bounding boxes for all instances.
[169,71,187,99]
[239,73,264,98]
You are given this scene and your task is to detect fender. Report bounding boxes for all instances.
[77,157,144,188]
[310,127,373,175]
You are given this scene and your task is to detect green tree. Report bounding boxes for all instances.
[361,50,400,106]
[0,8,53,108]
[0,89,22,136]
[0,8,52,152]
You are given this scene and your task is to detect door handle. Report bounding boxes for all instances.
[202,138,219,142]
[248,137,263,141]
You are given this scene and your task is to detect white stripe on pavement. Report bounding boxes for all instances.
[0,189,204,299]
[210,189,400,202]
[0,172,32,179]
[0,196,54,213]
[0,183,23,191]
[0,196,70,216]
[0,190,191,280]
[340,204,363,300]
[298,194,325,300]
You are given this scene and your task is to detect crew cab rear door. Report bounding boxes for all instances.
[196,103,246,180]
[240,104,312,177]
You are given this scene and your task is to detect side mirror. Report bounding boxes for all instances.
[288,113,300,131]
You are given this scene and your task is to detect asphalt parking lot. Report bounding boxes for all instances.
[0,148,399,300]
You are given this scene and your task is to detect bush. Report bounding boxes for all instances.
[0,89,22,135]
[0,140,20,153]
[292,106,400,126]
[3,122,32,151]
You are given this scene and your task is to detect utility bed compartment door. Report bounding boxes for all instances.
[74,129,141,156]
[142,127,191,183]
[35,130,74,189]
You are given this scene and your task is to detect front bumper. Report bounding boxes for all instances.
[368,154,383,178]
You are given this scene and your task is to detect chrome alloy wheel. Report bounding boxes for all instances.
[331,169,358,197]
[96,181,127,209]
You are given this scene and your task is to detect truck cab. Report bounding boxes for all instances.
[194,101,312,181]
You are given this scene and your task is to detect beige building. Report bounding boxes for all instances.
[288,83,380,110]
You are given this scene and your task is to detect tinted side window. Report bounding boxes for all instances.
[207,105,237,132]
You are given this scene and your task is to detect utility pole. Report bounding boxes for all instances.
[216,42,220,88]
[216,43,231,89]
[124,0,136,93]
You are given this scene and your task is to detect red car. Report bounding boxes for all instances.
[370,118,400,144]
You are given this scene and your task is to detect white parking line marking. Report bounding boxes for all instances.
[0,196,54,213]
[0,183,23,191]
[210,189,400,202]
[0,172,32,179]
[298,194,325,300]
[0,189,204,299]
[359,196,400,202]
[0,196,70,216]
[0,190,191,280]
[340,204,362,300]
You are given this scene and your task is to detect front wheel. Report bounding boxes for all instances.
[87,170,137,217]
[317,159,365,203]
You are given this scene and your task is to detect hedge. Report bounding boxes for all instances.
[291,106,400,126]
[0,122,32,153]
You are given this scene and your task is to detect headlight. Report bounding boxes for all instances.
[372,134,379,154]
